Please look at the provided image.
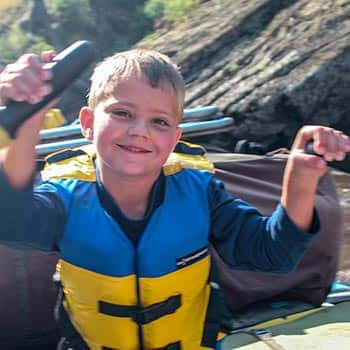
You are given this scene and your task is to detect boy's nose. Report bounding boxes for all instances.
[127,118,150,137]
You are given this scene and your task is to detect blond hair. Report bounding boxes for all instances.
[88,49,185,121]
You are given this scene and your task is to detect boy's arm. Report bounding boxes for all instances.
[0,52,65,251]
[281,126,350,231]
[0,168,66,250]
[209,178,318,273]
[210,126,349,273]
[0,52,54,189]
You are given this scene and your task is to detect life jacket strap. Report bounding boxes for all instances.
[153,341,181,349]
[102,340,181,350]
[53,275,88,349]
[201,283,222,348]
[57,336,88,350]
[201,251,224,348]
[99,294,181,325]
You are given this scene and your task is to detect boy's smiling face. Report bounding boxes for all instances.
[80,75,182,181]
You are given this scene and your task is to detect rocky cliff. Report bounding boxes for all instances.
[138,0,350,150]
[1,0,350,150]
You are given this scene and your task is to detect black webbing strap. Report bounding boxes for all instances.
[102,341,181,350]
[153,341,181,350]
[46,148,87,164]
[99,294,181,325]
[201,253,224,348]
[54,278,89,350]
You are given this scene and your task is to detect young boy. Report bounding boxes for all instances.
[0,49,349,350]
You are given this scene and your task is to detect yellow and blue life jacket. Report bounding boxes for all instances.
[43,142,223,350]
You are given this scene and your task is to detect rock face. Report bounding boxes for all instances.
[1,0,350,150]
[137,0,350,150]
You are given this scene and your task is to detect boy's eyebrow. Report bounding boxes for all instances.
[106,100,173,116]
[106,100,135,108]
[149,108,173,116]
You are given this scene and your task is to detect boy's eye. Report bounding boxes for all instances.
[153,118,170,127]
[112,110,131,118]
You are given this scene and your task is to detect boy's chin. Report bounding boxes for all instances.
[99,158,163,180]
[111,166,161,179]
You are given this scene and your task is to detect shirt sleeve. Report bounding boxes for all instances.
[0,167,66,251]
[208,177,320,273]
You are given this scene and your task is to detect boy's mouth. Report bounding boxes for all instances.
[117,144,151,153]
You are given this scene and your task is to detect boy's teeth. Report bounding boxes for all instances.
[123,145,146,152]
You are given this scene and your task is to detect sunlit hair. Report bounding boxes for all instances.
[88,49,185,122]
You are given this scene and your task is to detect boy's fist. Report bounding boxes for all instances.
[0,51,55,141]
[0,51,54,105]
[289,125,350,180]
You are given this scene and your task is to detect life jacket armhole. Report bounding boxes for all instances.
[41,149,96,182]
[164,141,214,175]
[45,148,87,164]
[174,141,206,155]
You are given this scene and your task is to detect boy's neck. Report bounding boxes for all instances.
[98,166,160,220]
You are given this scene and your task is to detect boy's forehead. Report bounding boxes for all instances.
[92,72,183,121]
[106,75,177,101]
[100,77,179,114]
[107,73,174,92]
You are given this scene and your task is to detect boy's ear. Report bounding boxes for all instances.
[175,127,182,143]
[79,107,94,141]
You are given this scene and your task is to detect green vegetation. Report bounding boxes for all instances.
[47,0,94,44]
[0,34,54,64]
[144,0,166,19]
[51,0,89,16]
[225,62,239,75]
[145,0,197,24]
[0,17,55,64]
[0,25,26,63]
[26,41,55,56]
[45,0,153,55]
[50,0,92,30]
[0,0,196,66]
[255,61,267,72]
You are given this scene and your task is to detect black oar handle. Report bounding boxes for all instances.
[0,40,95,146]
[305,140,350,169]
[304,141,320,156]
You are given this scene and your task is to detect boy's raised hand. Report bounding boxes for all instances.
[0,52,54,138]
[0,52,55,189]
[0,52,53,105]
[290,125,350,178]
[282,125,350,231]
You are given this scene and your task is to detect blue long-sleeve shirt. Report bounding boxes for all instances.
[0,166,319,274]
